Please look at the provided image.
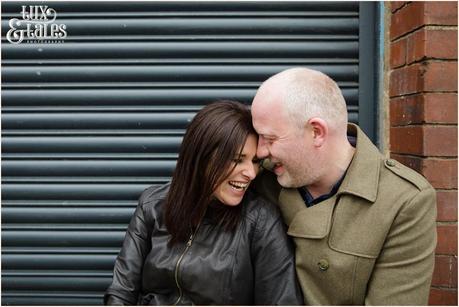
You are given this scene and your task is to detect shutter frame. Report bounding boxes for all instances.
[1,1,377,305]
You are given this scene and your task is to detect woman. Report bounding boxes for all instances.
[104,101,302,305]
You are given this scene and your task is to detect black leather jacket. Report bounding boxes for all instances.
[104,184,303,305]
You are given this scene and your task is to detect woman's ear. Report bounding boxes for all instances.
[307,117,328,147]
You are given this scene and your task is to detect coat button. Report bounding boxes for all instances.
[318,259,329,271]
[385,159,396,167]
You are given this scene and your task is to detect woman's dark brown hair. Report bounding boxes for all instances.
[164,100,256,245]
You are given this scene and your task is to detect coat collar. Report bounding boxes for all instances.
[277,124,381,232]
[337,123,381,203]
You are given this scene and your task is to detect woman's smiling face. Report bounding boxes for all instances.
[213,134,259,206]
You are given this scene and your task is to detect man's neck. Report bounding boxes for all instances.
[306,141,355,199]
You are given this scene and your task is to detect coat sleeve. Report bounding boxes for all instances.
[104,195,153,305]
[251,201,304,305]
[365,186,437,305]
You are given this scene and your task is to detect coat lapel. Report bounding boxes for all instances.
[279,188,335,239]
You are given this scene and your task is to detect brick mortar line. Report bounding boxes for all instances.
[430,287,459,292]
[430,286,458,290]
[431,282,458,288]
[390,2,410,15]
[391,24,458,42]
[391,24,432,42]
[391,154,459,160]
[393,152,457,154]
[393,58,459,66]
[390,124,459,128]
[389,91,458,99]
[391,24,458,44]
[391,156,458,160]
[436,221,459,226]
[389,153,459,160]
[390,58,459,69]
[390,123,459,127]
[425,25,458,31]
[434,253,458,257]
[388,91,459,99]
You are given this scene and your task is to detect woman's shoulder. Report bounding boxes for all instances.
[138,182,170,214]
[139,183,169,202]
[242,188,282,224]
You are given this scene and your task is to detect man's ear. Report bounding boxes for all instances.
[307,117,328,147]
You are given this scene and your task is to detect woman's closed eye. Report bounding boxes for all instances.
[233,156,261,165]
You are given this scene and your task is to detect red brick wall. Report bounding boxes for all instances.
[388,2,458,305]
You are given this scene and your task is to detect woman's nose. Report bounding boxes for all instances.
[242,162,257,180]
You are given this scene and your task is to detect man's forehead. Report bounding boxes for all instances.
[253,92,283,116]
[252,82,288,131]
[252,108,284,136]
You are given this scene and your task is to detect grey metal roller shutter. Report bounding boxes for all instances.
[1,1,377,305]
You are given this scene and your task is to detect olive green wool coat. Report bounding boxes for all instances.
[254,124,437,305]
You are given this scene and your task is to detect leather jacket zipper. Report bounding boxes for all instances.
[173,222,201,305]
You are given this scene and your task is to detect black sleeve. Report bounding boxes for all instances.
[104,193,153,305]
[251,200,304,305]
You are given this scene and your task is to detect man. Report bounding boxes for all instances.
[251,67,437,305]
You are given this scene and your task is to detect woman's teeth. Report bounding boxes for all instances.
[229,181,248,191]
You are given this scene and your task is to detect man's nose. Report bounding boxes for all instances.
[257,138,269,159]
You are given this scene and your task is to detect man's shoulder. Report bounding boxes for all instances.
[351,124,433,193]
[379,158,433,192]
